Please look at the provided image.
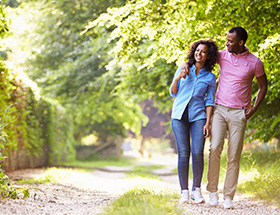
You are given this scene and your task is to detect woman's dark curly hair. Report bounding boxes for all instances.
[187,39,218,72]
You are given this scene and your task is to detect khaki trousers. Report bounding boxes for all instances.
[206,104,247,200]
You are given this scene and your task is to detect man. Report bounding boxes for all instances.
[181,26,267,209]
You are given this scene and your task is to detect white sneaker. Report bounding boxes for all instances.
[223,197,234,209]
[179,190,189,204]
[191,188,205,204]
[209,192,219,206]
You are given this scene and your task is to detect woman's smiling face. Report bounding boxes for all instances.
[194,44,209,65]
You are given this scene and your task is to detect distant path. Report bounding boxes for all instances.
[2,168,280,215]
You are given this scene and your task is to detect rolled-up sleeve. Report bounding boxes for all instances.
[205,75,216,107]
[169,66,182,97]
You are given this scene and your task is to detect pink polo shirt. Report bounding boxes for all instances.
[215,48,265,109]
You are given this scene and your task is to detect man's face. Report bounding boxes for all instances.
[226,32,241,54]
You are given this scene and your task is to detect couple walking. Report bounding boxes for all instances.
[170,26,267,209]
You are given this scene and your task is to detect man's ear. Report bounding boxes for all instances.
[239,40,244,46]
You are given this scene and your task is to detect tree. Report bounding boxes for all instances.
[86,0,280,144]
[8,0,148,144]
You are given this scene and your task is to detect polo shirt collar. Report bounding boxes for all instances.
[231,46,249,57]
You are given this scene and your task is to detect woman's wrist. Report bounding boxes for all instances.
[175,76,181,82]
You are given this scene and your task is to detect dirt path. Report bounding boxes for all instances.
[1,167,280,215]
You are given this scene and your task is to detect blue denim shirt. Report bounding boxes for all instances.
[169,64,216,122]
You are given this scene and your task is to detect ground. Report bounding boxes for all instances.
[1,155,280,215]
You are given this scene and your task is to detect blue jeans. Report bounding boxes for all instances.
[171,109,206,191]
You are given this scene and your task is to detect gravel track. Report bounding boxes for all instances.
[1,168,279,215]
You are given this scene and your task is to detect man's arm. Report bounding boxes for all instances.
[245,74,267,119]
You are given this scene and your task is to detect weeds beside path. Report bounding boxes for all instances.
[1,154,280,215]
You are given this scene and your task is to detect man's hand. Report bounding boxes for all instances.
[180,62,190,77]
[245,107,257,120]
[177,69,187,79]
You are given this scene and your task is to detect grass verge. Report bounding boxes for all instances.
[17,167,80,184]
[60,155,134,168]
[238,151,280,207]
[99,187,183,215]
[125,165,164,180]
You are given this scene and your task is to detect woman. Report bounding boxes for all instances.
[169,39,218,204]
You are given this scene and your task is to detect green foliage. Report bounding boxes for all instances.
[0,46,76,169]
[0,69,76,165]
[0,105,14,160]
[0,104,30,200]
[0,3,8,37]
[0,62,18,150]
[3,0,279,170]
[38,98,76,164]
[10,0,147,144]
[87,0,280,142]
[0,2,30,200]
[0,171,29,199]
[101,188,184,215]
[1,0,20,8]
[247,33,280,142]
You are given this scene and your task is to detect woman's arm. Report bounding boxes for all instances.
[170,76,180,95]
[204,75,216,138]
[204,106,213,138]
[170,67,189,95]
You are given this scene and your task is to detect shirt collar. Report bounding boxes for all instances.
[230,46,249,57]
[191,64,208,74]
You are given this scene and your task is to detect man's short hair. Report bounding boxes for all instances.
[229,27,248,45]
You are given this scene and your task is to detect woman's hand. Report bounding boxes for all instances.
[176,70,187,80]
[180,62,190,78]
[171,62,190,94]
[203,123,211,138]
[204,106,213,138]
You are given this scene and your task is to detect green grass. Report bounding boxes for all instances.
[125,165,164,180]
[60,155,134,168]
[132,164,165,172]
[17,167,79,184]
[99,187,184,215]
[237,151,280,207]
